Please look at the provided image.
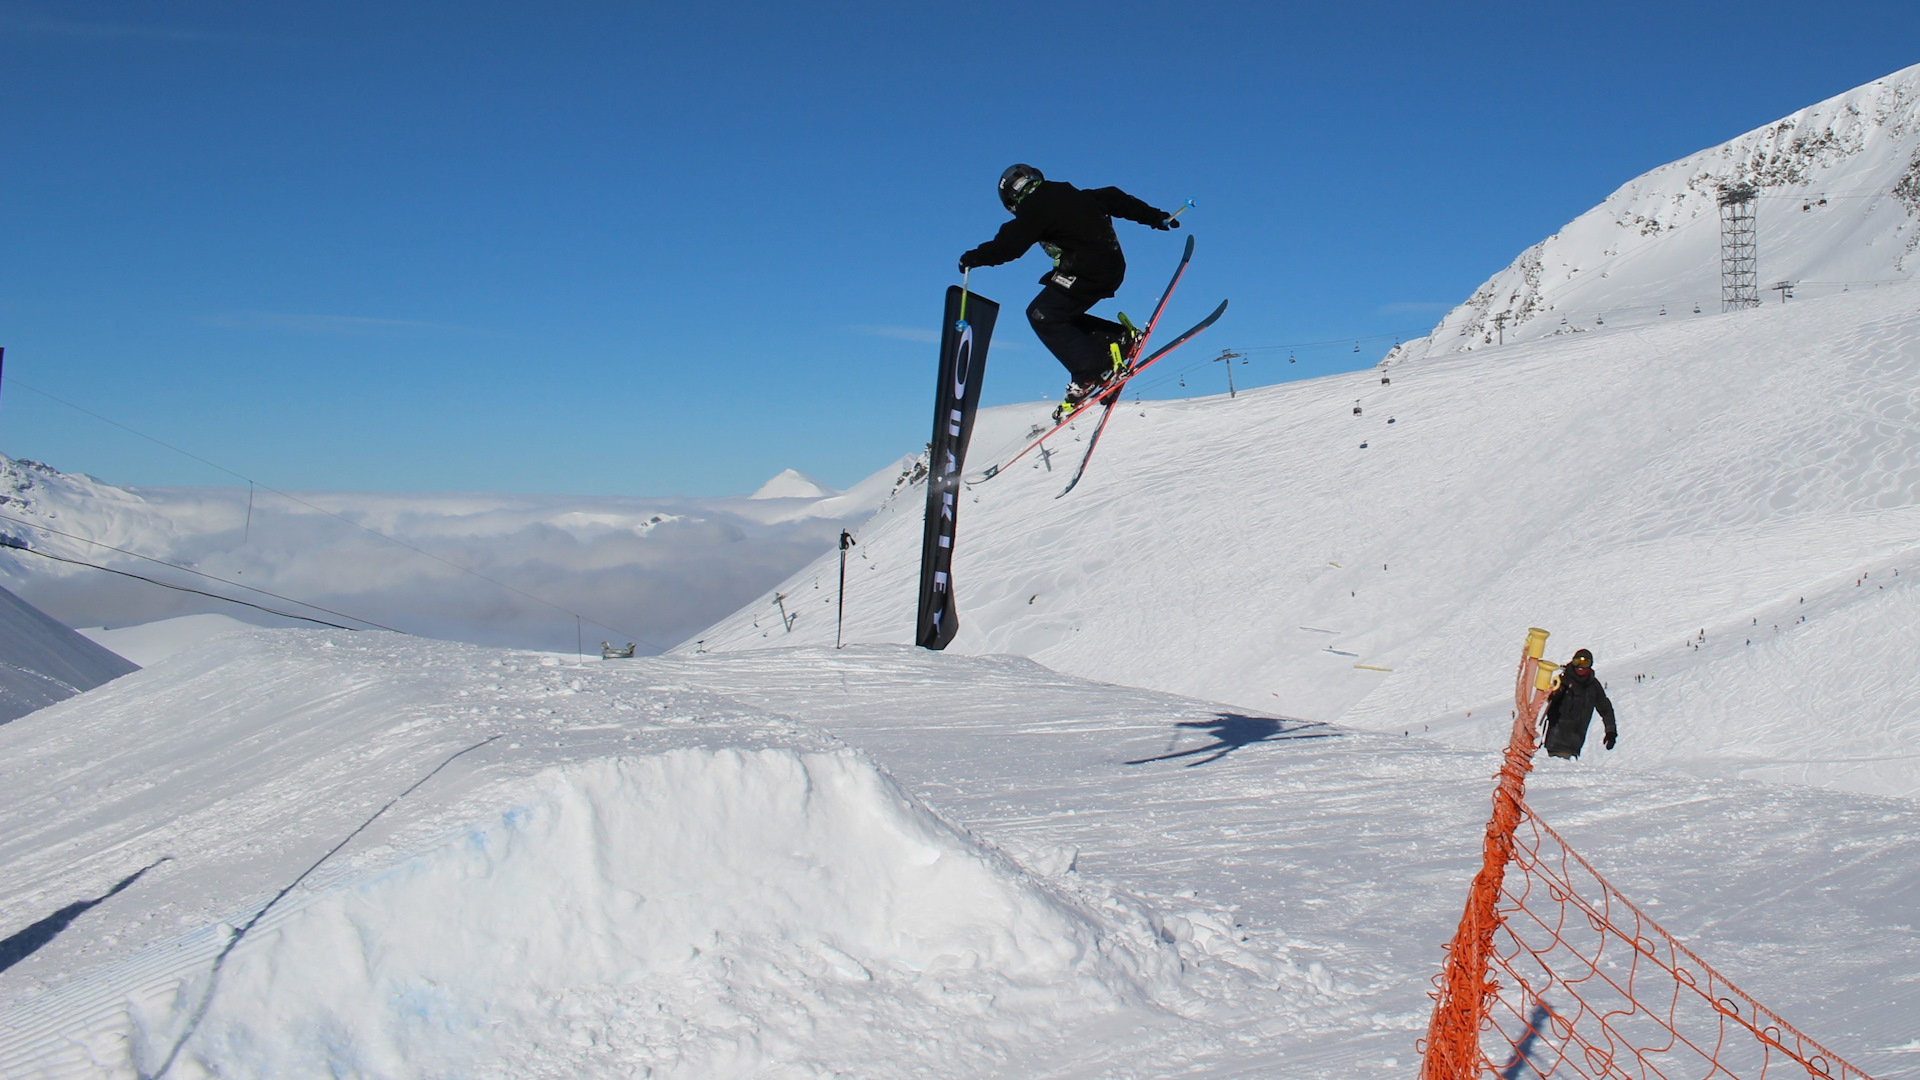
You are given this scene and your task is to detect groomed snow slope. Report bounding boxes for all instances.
[689,282,1920,801]
[1386,61,1920,363]
[0,633,1188,1078]
[1,633,1915,1077]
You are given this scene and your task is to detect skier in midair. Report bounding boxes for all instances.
[1542,648,1618,759]
[957,164,1179,418]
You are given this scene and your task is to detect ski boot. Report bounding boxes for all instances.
[1051,354,1130,423]
[1053,381,1095,423]
[1116,311,1143,363]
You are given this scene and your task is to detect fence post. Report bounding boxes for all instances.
[1421,628,1553,1080]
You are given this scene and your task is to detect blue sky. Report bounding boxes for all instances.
[2,1,1916,496]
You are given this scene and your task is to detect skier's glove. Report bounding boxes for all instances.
[1604,731,1617,750]
[1153,216,1181,231]
[958,253,979,274]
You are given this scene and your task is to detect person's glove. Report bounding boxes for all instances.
[1153,215,1181,231]
[958,253,979,274]
[1604,731,1617,750]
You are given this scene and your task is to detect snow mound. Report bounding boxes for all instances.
[749,468,837,500]
[0,583,137,724]
[124,747,1158,1078]
[0,632,1182,1079]
[1388,61,1920,364]
[76,613,255,668]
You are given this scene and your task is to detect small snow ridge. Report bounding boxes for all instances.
[132,747,1168,1077]
[749,468,836,500]
[77,613,255,668]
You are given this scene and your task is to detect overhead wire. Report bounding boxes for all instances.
[1123,327,1425,398]
[0,374,662,649]
[0,512,404,632]
[0,539,363,632]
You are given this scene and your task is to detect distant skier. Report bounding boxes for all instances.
[1542,649,1617,759]
[957,164,1179,416]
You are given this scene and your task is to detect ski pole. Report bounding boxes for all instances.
[1163,199,1196,228]
[957,267,970,329]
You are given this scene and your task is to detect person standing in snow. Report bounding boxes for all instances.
[1542,648,1617,759]
[957,164,1179,417]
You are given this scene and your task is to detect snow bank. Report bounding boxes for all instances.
[0,632,1183,1079]
[76,614,254,668]
[123,747,1158,1078]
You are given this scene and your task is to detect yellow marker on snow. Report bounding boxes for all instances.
[1354,663,1393,672]
[1525,626,1551,659]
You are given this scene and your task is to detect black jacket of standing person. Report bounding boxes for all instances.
[959,179,1170,302]
[1542,649,1617,759]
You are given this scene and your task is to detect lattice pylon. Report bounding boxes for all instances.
[1719,184,1759,312]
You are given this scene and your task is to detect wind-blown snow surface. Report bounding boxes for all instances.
[1386,61,1920,363]
[1,633,1915,1077]
[0,456,914,654]
[690,282,1920,802]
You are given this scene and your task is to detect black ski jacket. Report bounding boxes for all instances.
[1542,670,1617,757]
[960,181,1168,301]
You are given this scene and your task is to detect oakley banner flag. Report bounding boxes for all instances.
[915,286,996,650]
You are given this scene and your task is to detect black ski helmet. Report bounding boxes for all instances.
[999,163,1043,210]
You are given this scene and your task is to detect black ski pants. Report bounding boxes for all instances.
[1027,286,1126,384]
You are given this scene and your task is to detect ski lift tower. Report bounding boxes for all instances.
[1718,183,1759,312]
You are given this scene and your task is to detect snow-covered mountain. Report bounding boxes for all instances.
[749,467,835,500]
[6,66,1920,1080]
[1386,61,1920,364]
[0,455,916,654]
[692,279,1920,801]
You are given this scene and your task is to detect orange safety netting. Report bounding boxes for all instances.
[1419,636,1876,1080]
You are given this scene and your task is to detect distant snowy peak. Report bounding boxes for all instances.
[1387,61,1920,365]
[0,456,144,526]
[750,468,837,500]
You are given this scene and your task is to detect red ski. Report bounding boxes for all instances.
[1055,297,1228,497]
[969,234,1197,485]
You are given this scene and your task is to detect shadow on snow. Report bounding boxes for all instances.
[1125,713,1339,768]
[0,858,168,975]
